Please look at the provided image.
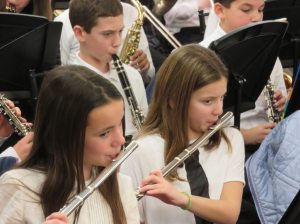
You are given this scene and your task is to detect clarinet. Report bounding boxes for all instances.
[0,94,31,136]
[136,111,233,200]
[264,79,281,123]
[59,141,139,216]
[112,54,144,130]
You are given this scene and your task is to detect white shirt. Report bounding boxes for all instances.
[164,0,200,34]
[200,25,287,129]
[0,169,140,224]
[121,127,245,224]
[54,3,155,79]
[0,146,19,160]
[203,8,219,39]
[0,136,19,160]
[71,53,148,136]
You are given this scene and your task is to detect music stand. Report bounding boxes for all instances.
[264,0,300,79]
[209,20,288,128]
[0,13,62,110]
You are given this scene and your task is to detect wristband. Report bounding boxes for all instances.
[181,192,192,210]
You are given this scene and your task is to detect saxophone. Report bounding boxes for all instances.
[112,54,145,130]
[264,79,281,123]
[120,0,182,64]
[119,0,144,64]
[0,94,31,136]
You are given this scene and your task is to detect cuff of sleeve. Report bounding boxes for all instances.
[0,147,21,162]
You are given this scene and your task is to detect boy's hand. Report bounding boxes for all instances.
[241,123,276,145]
[13,132,34,161]
[130,49,150,73]
[274,90,286,112]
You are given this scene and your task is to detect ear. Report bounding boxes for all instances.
[214,2,226,20]
[73,25,86,42]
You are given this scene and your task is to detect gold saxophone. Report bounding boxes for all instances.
[119,0,144,64]
[120,0,182,64]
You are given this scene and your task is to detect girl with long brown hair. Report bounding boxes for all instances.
[0,65,139,224]
[121,44,245,224]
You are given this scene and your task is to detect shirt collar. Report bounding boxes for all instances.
[75,52,119,82]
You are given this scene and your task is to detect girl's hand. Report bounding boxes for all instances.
[139,170,188,208]
[43,212,69,224]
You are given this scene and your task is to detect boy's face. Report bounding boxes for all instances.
[215,0,265,33]
[75,15,124,64]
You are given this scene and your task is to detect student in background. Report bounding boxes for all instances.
[200,0,287,223]
[55,0,155,84]
[0,65,140,223]
[200,0,287,151]
[69,0,148,141]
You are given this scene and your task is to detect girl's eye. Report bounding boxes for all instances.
[99,131,109,138]
[203,100,213,105]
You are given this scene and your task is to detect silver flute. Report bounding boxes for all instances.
[59,141,139,216]
[0,94,31,136]
[136,111,233,200]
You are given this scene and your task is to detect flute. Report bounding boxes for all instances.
[136,111,233,200]
[60,141,139,216]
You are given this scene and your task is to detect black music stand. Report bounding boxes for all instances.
[264,0,300,80]
[209,20,288,128]
[0,13,62,118]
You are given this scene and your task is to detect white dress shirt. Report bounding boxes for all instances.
[71,53,148,136]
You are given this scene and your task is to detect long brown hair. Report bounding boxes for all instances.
[139,44,231,179]
[20,65,127,224]
[21,0,53,20]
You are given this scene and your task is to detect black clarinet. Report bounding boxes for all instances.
[112,54,144,130]
[136,111,233,200]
